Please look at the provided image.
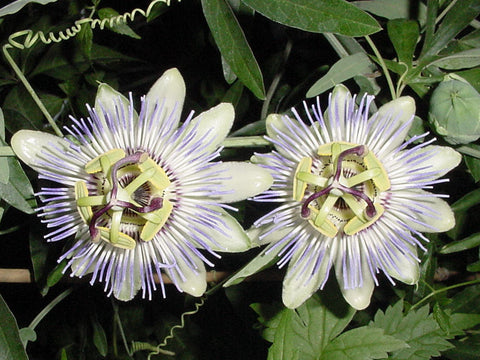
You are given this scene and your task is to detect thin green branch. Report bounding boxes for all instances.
[410,278,480,311]
[364,35,396,100]
[323,32,349,58]
[222,136,271,148]
[260,40,292,120]
[2,45,63,137]
[435,0,458,25]
[0,146,15,156]
[112,300,134,358]
[28,288,73,330]
[0,225,21,236]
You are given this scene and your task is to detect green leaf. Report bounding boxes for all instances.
[443,338,480,360]
[430,48,480,70]
[465,155,480,182]
[46,260,68,288]
[433,303,451,335]
[243,0,380,36]
[322,327,407,360]
[222,80,244,107]
[353,0,426,23]
[416,241,437,299]
[91,316,108,356]
[440,232,480,254]
[98,8,141,39]
[76,23,93,59]
[223,242,282,287]
[255,294,356,360]
[446,285,480,313]
[0,156,35,213]
[29,229,49,283]
[467,259,480,272]
[369,301,455,360]
[0,107,5,140]
[306,53,372,97]
[387,19,419,66]
[451,188,480,212]
[456,68,480,92]
[0,109,9,184]
[60,348,68,360]
[0,294,29,360]
[324,34,380,95]
[30,43,139,79]
[250,302,284,343]
[460,28,480,48]
[449,313,480,334]
[221,56,237,84]
[3,86,44,132]
[420,0,480,63]
[0,0,57,17]
[202,0,265,99]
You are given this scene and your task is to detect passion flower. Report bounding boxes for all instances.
[11,68,272,301]
[250,85,461,310]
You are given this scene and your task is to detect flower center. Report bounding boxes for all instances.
[293,142,390,237]
[74,149,172,249]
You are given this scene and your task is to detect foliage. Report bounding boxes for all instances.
[0,0,480,359]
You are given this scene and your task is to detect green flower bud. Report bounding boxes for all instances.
[429,74,480,145]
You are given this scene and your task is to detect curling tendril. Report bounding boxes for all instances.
[3,0,177,137]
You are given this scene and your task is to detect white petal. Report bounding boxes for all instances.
[266,113,288,139]
[194,208,252,252]
[113,252,142,301]
[370,96,415,154]
[212,162,273,203]
[265,114,310,158]
[247,223,293,246]
[167,247,207,297]
[414,145,462,179]
[335,251,374,310]
[185,103,234,154]
[326,84,351,129]
[385,245,420,285]
[282,240,334,309]
[95,83,134,123]
[338,277,374,310]
[145,68,186,128]
[11,130,71,172]
[408,190,456,232]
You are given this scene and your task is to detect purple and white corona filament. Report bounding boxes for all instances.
[11,68,272,301]
[250,85,461,310]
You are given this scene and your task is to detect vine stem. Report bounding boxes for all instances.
[2,0,175,139]
[222,136,271,148]
[260,40,292,120]
[2,45,63,137]
[28,287,73,330]
[0,146,15,156]
[364,35,397,100]
[410,278,480,311]
[435,0,458,25]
